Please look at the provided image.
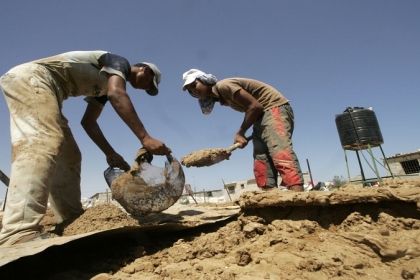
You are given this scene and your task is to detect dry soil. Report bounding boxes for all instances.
[1,178,420,280]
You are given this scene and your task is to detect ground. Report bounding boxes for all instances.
[1,178,420,279]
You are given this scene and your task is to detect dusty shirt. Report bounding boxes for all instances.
[31,50,131,107]
[212,78,289,112]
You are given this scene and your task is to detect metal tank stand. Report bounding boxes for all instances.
[0,170,9,211]
[343,144,395,186]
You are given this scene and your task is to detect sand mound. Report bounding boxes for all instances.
[1,178,420,279]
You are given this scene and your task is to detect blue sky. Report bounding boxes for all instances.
[0,1,419,199]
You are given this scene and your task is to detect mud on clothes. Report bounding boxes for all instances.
[0,51,127,245]
[252,103,303,188]
[212,78,304,189]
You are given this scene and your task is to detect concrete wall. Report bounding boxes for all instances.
[178,189,225,204]
[384,151,420,179]
[221,172,311,201]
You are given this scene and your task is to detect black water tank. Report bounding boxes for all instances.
[335,107,384,150]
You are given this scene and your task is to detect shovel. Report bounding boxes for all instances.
[181,135,252,168]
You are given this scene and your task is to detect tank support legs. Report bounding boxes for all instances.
[343,144,395,186]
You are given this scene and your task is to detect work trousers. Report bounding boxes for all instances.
[0,63,83,245]
[253,104,304,188]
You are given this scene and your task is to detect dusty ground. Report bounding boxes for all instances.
[1,178,420,279]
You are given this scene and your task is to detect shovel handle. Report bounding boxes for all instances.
[226,135,253,153]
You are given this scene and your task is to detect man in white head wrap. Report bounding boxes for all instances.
[182,69,217,114]
[182,69,304,192]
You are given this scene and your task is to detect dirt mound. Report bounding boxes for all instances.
[1,178,420,279]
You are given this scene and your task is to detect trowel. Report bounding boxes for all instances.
[104,148,185,216]
[181,135,252,168]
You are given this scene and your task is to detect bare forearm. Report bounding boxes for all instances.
[234,89,264,136]
[106,75,169,155]
[237,106,263,135]
[82,122,115,155]
[109,93,149,142]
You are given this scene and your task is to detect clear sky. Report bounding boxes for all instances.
[0,1,419,199]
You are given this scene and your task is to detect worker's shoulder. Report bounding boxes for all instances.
[219,77,261,84]
[218,78,267,88]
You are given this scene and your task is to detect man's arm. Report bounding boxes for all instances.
[106,75,169,156]
[233,89,264,146]
[81,102,130,170]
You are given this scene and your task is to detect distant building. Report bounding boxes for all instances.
[179,189,225,204]
[222,171,311,201]
[222,178,259,201]
[383,150,420,179]
[179,171,311,203]
[85,190,117,208]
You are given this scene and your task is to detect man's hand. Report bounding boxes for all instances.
[106,152,130,171]
[141,136,170,156]
[234,134,249,149]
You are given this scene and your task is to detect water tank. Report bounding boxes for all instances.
[335,107,384,150]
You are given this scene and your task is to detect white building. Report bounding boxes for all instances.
[383,150,420,179]
[180,171,311,204]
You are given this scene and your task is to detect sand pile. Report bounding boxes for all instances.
[1,178,420,279]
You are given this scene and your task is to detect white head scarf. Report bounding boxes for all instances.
[182,69,217,115]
